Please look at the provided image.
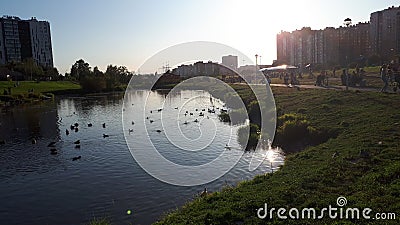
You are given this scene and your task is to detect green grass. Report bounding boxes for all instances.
[155,87,400,224]
[87,218,111,225]
[270,66,384,88]
[0,81,82,106]
[0,81,81,95]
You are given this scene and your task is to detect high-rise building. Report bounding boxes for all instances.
[276,5,399,67]
[276,23,370,67]
[369,6,400,62]
[0,16,53,67]
[222,55,238,71]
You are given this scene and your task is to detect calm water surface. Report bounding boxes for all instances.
[0,90,284,225]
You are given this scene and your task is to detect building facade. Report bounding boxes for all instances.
[0,16,53,67]
[277,5,399,67]
[222,55,238,71]
[369,6,400,62]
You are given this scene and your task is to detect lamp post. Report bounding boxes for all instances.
[255,54,259,82]
[344,18,352,91]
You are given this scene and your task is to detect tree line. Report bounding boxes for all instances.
[65,59,134,92]
[1,58,59,80]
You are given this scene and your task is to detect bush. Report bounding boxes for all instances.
[247,100,261,125]
[279,119,310,141]
[218,112,230,122]
[237,123,260,150]
[80,76,106,92]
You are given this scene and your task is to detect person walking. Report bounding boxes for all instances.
[380,64,388,92]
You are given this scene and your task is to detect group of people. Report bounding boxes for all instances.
[340,67,366,87]
[380,63,400,93]
[315,71,329,86]
[283,72,300,85]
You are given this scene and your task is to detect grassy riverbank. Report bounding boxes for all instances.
[0,81,81,106]
[0,81,81,95]
[155,87,400,224]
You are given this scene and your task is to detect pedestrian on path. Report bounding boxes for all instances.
[380,64,388,92]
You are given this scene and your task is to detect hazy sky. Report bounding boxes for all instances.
[1,0,399,74]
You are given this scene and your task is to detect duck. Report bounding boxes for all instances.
[32,138,37,144]
[102,123,106,128]
[174,107,178,110]
[88,123,93,127]
[75,145,81,149]
[184,113,187,116]
[183,121,188,125]
[103,134,109,138]
[50,149,58,155]
[128,129,133,133]
[66,129,69,135]
[194,119,199,123]
[146,117,149,120]
[74,122,79,127]
[131,121,135,125]
[150,110,153,113]
[157,109,162,112]
[47,141,56,147]
[201,109,205,111]
[74,127,79,132]
[186,111,189,113]
[156,130,162,133]
[200,188,208,197]
[224,144,231,150]
[195,109,198,111]
[199,112,204,117]
[149,120,154,123]
[70,125,75,130]
[189,113,193,116]
[72,156,81,161]
[74,140,80,145]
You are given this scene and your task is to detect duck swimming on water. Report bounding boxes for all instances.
[72,156,81,161]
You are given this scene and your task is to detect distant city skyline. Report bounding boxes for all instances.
[1,0,399,74]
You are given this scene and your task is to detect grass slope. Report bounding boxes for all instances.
[155,87,400,224]
[0,81,81,95]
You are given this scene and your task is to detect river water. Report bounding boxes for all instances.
[0,90,284,225]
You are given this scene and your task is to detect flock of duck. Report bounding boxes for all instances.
[27,119,112,161]
[146,106,220,128]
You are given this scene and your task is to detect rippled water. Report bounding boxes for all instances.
[0,90,284,225]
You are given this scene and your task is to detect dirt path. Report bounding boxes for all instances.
[269,83,384,92]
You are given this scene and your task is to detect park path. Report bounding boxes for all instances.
[269,83,383,92]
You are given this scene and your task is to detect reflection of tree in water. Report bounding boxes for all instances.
[0,102,59,141]
[70,93,124,116]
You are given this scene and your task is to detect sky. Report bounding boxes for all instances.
[1,0,399,74]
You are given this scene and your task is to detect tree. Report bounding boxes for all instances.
[14,58,44,80]
[44,67,60,80]
[104,64,133,89]
[93,66,104,76]
[70,59,92,80]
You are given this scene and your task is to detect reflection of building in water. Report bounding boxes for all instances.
[0,103,59,140]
